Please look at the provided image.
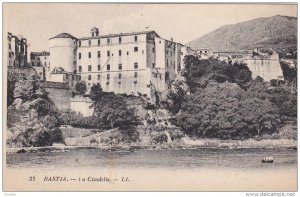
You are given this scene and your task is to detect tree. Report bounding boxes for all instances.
[7,79,15,106]
[173,83,280,139]
[181,55,252,92]
[166,76,189,113]
[13,80,38,101]
[92,93,138,129]
[75,81,87,95]
[90,83,103,101]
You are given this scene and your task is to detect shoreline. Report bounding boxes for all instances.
[6,139,297,154]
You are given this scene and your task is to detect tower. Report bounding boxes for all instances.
[49,33,77,74]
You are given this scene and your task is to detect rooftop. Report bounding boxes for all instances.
[49,33,77,40]
[79,30,160,40]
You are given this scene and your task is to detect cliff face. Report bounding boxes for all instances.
[7,68,62,147]
[188,15,297,52]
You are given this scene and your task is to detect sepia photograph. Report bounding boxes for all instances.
[2,2,298,192]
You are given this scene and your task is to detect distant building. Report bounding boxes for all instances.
[50,67,80,89]
[7,32,28,67]
[180,45,195,69]
[195,48,212,59]
[30,51,50,80]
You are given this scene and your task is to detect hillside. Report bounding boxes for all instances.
[188,15,297,52]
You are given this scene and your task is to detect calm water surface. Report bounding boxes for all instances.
[6,148,297,170]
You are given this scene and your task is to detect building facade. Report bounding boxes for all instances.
[7,32,28,67]
[30,51,50,80]
[46,28,191,99]
[73,28,183,98]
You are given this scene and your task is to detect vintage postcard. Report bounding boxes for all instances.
[3,3,297,192]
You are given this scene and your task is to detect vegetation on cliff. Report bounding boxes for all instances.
[167,55,297,140]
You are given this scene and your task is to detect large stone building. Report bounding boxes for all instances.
[48,28,191,98]
[7,32,28,67]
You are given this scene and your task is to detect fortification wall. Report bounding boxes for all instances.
[244,53,284,81]
[40,81,72,111]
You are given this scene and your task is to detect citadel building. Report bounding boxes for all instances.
[47,27,194,97]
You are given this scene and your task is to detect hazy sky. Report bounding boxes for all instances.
[3,3,297,53]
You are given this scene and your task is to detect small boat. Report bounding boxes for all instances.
[288,147,297,151]
[262,156,274,163]
[16,149,26,154]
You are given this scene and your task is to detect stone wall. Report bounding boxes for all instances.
[40,81,72,111]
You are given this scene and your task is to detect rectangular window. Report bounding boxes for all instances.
[88,75,91,80]
[134,81,137,84]
[88,52,91,58]
[98,39,100,46]
[98,51,101,58]
[118,64,122,70]
[98,65,101,71]
[134,35,138,42]
[152,48,155,53]
[107,51,110,57]
[152,63,155,68]
[134,47,138,52]
[79,66,82,72]
[32,62,34,66]
[107,38,110,44]
[127,51,129,55]
[119,50,122,56]
[107,74,110,80]
[88,83,91,86]
[119,73,122,79]
[98,75,100,80]
[79,53,81,59]
[106,82,109,85]
[134,72,137,78]
[88,65,92,71]
[134,62,138,69]
[88,40,91,46]
[118,81,121,85]
[107,64,110,71]
[78,41,81,47]
[119,37,122,43]
[79,76,81,80]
